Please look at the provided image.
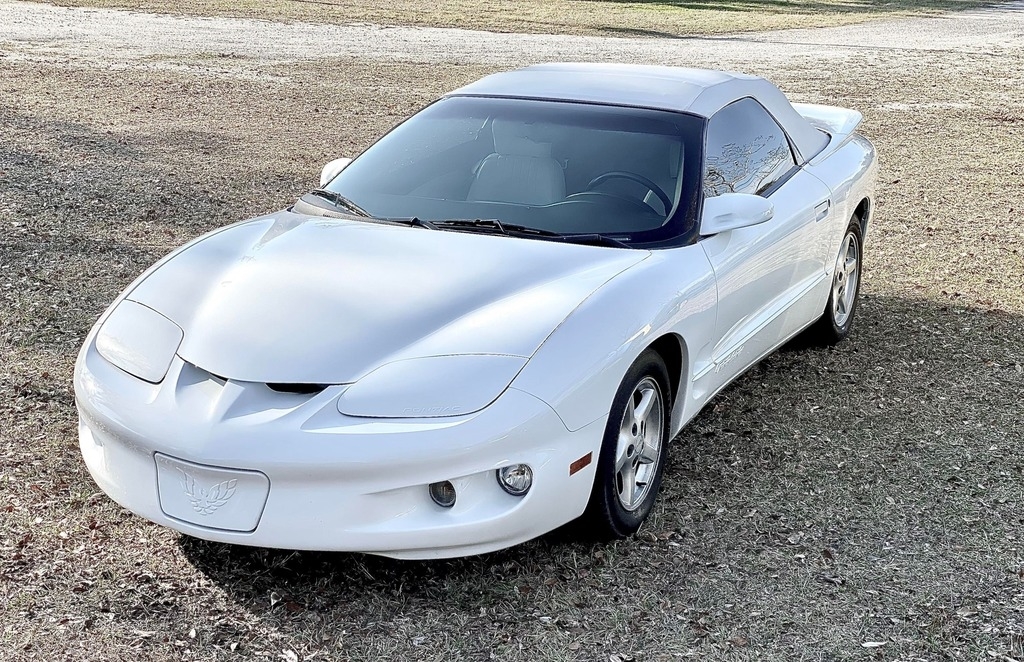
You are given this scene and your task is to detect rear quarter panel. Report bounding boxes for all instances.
[807,133,878,266]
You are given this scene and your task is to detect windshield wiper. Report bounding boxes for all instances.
[430,219,630,247]
[432,218,561,238]
[385,216,438,230]
[554,233,631,248]
[306,189,372,218]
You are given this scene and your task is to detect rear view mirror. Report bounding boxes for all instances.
[699,193,774,236]
[319,157,353,187]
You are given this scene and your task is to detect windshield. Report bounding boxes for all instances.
[324,96,705,246]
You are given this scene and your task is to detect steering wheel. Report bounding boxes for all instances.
[585,171,672,214]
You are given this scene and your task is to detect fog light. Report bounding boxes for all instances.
[428,480,457,508]
[496,464,533,497]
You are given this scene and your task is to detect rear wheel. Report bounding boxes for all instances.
[807,217,863,345]
[581,350,670,539]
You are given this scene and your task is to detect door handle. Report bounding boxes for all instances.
[814,200,830,221]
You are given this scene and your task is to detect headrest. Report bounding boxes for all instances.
[491,119,553,158]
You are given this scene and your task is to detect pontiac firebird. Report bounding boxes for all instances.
[74,64,877,559]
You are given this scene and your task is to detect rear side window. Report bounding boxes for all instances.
[703,98,797,197]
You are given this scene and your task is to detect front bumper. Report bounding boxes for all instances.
[74,340,603,559]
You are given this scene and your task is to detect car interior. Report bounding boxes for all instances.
[314,95,712,243]
[332,113,694,236]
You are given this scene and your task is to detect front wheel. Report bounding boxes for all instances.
[581,350,670,539]
[807,217,863,345]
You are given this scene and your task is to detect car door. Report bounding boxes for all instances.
[694,98,832,400]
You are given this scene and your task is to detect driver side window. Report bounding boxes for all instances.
[704,98,797,198]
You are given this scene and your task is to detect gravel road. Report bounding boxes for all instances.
[1,0,1022,74]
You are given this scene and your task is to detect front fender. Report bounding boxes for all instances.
[511,245,717,434]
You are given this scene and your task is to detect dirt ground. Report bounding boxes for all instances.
[41,0,991,37]
[1,0,1023,660]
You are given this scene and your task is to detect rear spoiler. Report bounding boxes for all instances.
[792,103,863,165]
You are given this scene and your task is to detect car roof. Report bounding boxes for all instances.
[447,63,829,162]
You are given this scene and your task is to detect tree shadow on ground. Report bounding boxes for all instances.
[581,0,992,13]
[0,108,304,353]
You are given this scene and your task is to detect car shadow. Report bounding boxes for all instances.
[176,523,602,612]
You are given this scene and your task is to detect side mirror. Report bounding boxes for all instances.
[319,157,353,187]
[699,193,774,236]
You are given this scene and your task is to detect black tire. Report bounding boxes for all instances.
[581,349,671,539]
[806,217,864,345]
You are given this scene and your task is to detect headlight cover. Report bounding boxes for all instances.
[337,354,528,418]
[95,300,183,383]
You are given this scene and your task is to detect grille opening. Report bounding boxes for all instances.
[266,383,329,395]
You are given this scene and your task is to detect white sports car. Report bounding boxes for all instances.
[75,64,877,559]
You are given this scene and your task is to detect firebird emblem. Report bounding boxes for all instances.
[177,469,237,515]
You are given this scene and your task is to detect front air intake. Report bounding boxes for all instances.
[266,383,328,395]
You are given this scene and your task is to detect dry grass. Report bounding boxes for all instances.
[2,6,1024,662]
[45,0,990,36]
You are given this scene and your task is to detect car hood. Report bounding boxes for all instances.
[124,212,648,384]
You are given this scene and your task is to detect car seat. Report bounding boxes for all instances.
[467,119,565,205]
